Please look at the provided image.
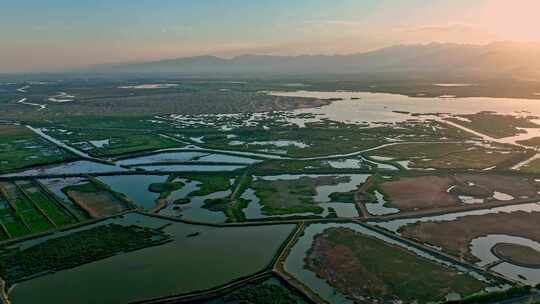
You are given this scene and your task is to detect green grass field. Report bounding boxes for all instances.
[367,142,528,170]
[447,113,540,138]
[177,174,234,197]
[0,194,27,239]
[518,158,540,173]
[6,184,52,233]
[0,180,84,240]
[0,125,74,173]
[38,127,184,157]
[16,180,76,226]
[188,120,472,158]
[250,176,351,215]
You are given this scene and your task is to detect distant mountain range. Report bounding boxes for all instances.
[91,42,540,81]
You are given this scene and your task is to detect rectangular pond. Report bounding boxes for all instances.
[8,213,296,304]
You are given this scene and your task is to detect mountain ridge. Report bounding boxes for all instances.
[89,42,540,80]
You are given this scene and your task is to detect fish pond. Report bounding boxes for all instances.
[8,213,295,304]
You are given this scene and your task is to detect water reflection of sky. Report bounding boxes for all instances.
[271,91,540,124]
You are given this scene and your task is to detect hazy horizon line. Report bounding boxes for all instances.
[4,40,540,75]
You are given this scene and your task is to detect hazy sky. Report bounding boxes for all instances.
[2,0,540,72]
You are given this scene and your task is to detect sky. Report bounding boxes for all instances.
[2,0,540,72]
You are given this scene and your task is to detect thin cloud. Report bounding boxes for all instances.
[392,23,500,44]
[312,20,364,27]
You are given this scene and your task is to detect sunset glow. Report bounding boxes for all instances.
[4,1,540,303]
[480,0,540,40]
[2,0,540,72]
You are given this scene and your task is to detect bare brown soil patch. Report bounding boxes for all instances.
[0,125,30,136]
[400,211,540,262]
[380,176,459,211]
[376,174,540,214]
[66,190,131,217]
